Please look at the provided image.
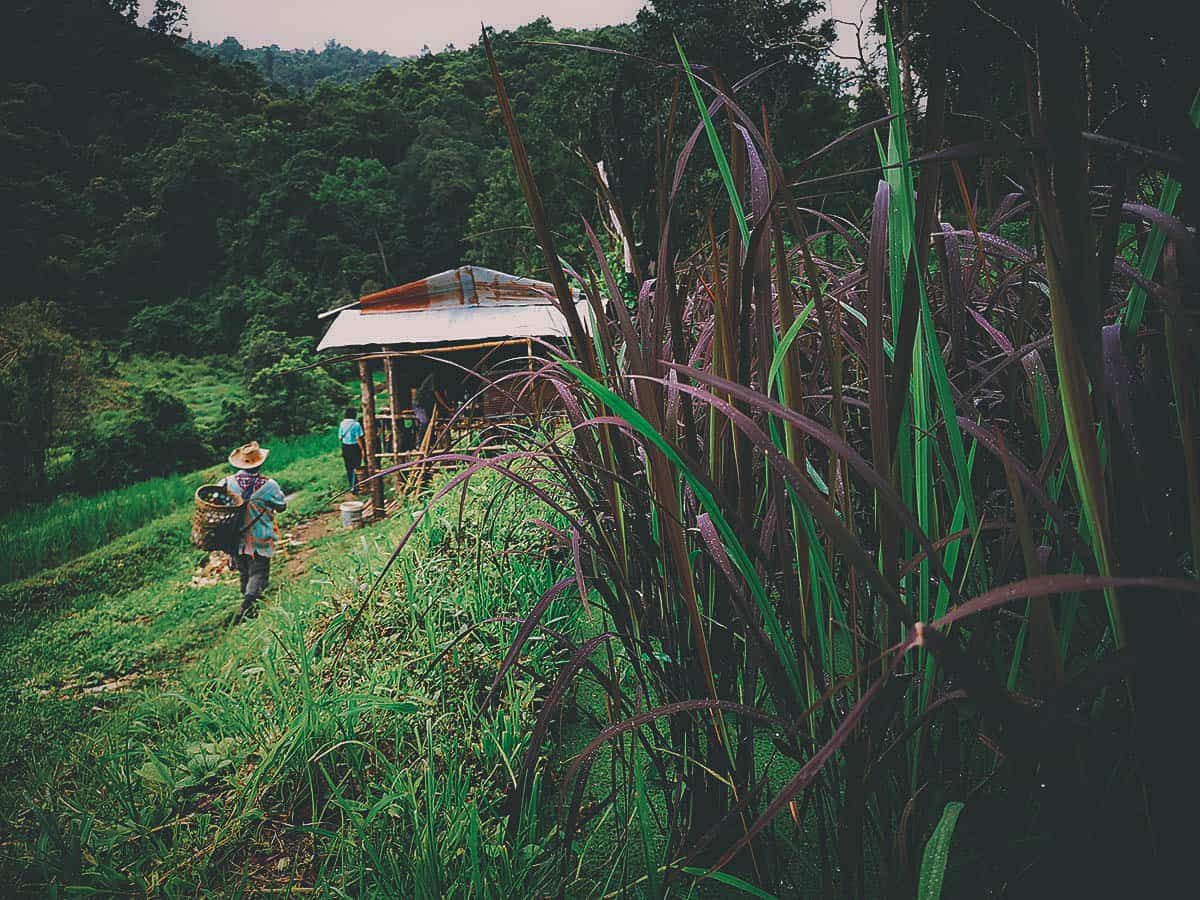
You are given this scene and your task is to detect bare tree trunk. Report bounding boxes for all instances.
[374,228,393,285]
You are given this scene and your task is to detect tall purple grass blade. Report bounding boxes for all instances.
[482,26,596,375]
[674,36,750,245]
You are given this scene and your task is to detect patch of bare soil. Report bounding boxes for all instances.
[35,670,144,700]
[188,507,341,586]
[227,817,317,894]
[191,551,238,588]
[279,512,340,578]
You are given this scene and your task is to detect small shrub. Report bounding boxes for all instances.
[0,303,91,506]
[70,386,208,493]
[239,317,349,436]
[124,300,225,356]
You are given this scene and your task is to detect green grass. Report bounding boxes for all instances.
[0,452,583,895]
[0,444,344,771]
[117,354,249,434]
[0,431,337,587]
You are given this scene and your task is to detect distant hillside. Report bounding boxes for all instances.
[188,37,408,93]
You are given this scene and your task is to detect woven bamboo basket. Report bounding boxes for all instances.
[191,485,245,551]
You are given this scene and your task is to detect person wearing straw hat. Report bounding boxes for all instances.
[220,441,287,621]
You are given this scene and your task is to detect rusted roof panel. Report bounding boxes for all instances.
[317,266,592,351]
[342,266,559,315]
[318,267,565,320]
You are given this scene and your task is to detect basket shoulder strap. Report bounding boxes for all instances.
[237,475,272,534]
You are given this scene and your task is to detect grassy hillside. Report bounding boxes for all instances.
[0,448,592,895]
[0,431,335,586]
[117,354,249,435]
[0,442,344,762]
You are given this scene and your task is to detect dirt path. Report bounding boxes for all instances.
[28,507,352,711]
[188,499,354,589]
[279,511,341,577]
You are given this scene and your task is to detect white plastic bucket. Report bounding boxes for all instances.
[339,500,366,528]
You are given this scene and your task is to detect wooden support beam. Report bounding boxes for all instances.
[377,337,529,358]
[527,336,540,417]
[384,355,404,491]
[304,338,537,370]
[358,358,386,517]
[403,405,439,496]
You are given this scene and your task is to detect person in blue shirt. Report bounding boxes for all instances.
[338,408,365,491]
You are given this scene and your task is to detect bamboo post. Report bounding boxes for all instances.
[384,355,404,491]
[404,404,439,496]
[358,358,385,517]
[527,337,541,417]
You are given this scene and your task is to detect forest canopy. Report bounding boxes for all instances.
[190,37,406,94]
[0,0,852,503]
[0,0,852,353]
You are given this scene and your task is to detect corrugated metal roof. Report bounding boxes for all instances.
[318,266,565,319]
[360,266,561,313]
[317,266,592,352]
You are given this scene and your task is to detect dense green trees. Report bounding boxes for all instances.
[1,0,855,354]
[147,0,187,36]
[71,387,208,492]
[193,37,405,94]
[871,0,1200,153]
[2,0,857,503]
[237,322,349,439]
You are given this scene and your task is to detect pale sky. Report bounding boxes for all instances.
[178,1,645,55]
[173,0,870,60]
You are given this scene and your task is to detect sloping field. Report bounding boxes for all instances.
[0,447,597,895]
[0,432,333,586]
